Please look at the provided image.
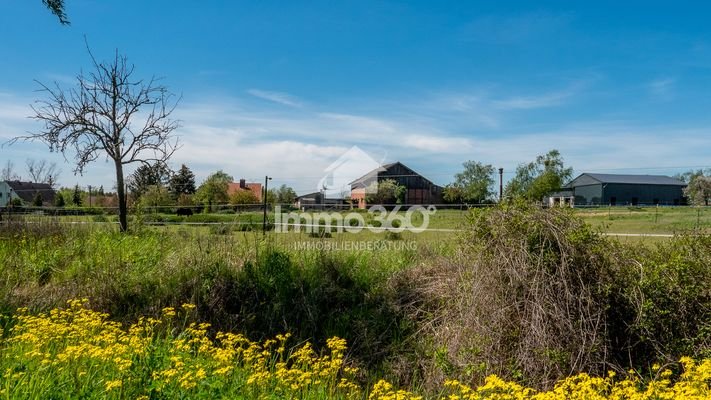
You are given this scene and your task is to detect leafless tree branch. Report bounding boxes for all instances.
[11,48,181,231]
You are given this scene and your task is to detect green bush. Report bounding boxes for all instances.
[608,234,711,365]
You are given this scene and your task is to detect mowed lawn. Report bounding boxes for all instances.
[7,205,709,242]
[575,206,711,235]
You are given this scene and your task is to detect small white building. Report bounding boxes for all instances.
[544,189,575,208]
[0,181,21,207]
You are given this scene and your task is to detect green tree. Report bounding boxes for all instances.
[230,189,259,205]
[72,185,82,206]
[176,193,194,207]
[451,161,495,203]
[683,172,711,206]
[505,150,573,201]
[128,163,171,200]
[54,191,65,207]
[169,164,197,198]
[275,184,297,204]
[195,171,233,211]
[138,185,174,212]
[32,192,44,207]
[442,184,465,204]
[366,179,406,205]
[265,188,278,205]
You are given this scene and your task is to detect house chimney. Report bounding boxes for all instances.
[239,179,246,189]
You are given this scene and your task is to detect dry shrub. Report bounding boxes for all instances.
[391,203,620,390]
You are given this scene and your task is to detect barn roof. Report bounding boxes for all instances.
[349,162,439,188]
[567,173,686,187]
[4,181,56,203]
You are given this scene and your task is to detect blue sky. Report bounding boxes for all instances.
[1,1,710,193]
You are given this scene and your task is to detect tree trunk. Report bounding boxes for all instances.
[115,160,128,232]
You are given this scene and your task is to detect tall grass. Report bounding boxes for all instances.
[1,204,711,396]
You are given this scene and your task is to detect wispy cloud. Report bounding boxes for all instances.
[247,89,303,108]
[0,99,33,140]
[41,73,76,85]
[493,79,589,110]
[459,12,573,44]
[648,77,676,101]
[493,90,574,110]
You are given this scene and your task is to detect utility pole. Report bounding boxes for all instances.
[88,185,92,208]
[262,175,272,235]
[498,168,504,202]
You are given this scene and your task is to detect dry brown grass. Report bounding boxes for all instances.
[390,204,623,390]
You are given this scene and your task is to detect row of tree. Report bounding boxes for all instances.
[443,151,711,206]
[127,165,298,211]
[443,149,572,204]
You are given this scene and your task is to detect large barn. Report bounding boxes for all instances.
[350,162,443,208]
[563,173,686,206]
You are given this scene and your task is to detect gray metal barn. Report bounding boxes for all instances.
[565,173,686,206]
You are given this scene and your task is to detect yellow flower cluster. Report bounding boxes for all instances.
[372,360,711,400]
[2,300,711,399]
[0,299,360,399]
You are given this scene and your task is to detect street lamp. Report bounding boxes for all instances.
[498,168,504,202]
[263,176,272,234]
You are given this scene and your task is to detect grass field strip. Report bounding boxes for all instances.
[602,232,675,237]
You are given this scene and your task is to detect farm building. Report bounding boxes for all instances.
[295,192,347,210]
[563,173,686,206]
[0,181,56,207]
[350,162,443,208]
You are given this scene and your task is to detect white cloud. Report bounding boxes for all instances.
[247,89,303,107]
[1,84,710,192]
[405,135,474,153]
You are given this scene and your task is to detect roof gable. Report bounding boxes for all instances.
[349,161,440,188]
[4,181,56,203]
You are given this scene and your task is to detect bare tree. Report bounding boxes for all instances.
[1,160,21,181]
[13,49,180,231]
[26,159,62,188]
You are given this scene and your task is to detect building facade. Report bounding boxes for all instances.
[0,181,56,207]
[565,173,686,206]
[350,162,443,208]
